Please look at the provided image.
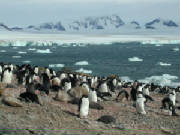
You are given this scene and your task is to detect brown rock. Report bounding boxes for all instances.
[161,127,175,135]
[68,86,88,98]
[0,83,7,96]
[2,96,23,107]
[55,90,72,102]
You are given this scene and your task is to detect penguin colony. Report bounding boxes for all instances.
[0,62,179,119]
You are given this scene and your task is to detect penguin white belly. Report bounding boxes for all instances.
[82,76,86,82]
[64,82,72,91]
[34,68,38,74]
[89,91,97,103]
[2,72,12,84]
[137,86,143,92]
[0,66,2,74]
[91,78,95,87]
[80,98,89,117]
[112,79,117,86]
[136,98,146,114]
[143,88,149,95]
[99,84,108,92]
[169,94,176,106]
[60,73,66,80]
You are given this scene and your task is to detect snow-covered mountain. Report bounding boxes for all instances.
[1,15,179,34]
[0,23,11,31]
[145,18,178,29]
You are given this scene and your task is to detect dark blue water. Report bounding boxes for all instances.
[0,42,179,86]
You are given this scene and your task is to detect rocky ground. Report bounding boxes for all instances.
[0,84,180,135]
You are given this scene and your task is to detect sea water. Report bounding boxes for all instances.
[0,42,179,87]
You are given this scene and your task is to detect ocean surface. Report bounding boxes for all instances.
[0,41,179,87]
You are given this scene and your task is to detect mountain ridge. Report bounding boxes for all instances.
[0,15,179,34]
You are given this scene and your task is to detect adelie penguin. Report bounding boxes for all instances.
[116,90,129,101]
[1,67,13,84]
[61,78,72,92]
[19,82,41,105]
[80,82,90,92]
[161,89,178,116]
[78,95,89,119]
[39,73,50,95]
[136,92,146,115]
[98,80,109,93]
[130,80,138,106]
[88,88,98,103]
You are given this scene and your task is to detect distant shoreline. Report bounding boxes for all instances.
[0,32,179,44]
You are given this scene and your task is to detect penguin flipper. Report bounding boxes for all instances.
[116,90,129,101]
[144,95,154,102]
[78,97,82,112]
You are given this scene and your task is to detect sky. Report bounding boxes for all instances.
[0,0,179,27]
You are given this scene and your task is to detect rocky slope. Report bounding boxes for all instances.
[0,83,179,135]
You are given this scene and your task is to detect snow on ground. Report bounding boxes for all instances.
[0,32,179,46]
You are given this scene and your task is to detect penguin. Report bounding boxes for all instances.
[80,82,90,92]
[59,73,66,80]
[8,63,14,72]
[19,92,41,105]
[64,81,72,92]
[107,78,116,92]
[61,78,71,92]
[0,65,2,81]
[161,89,178,116]
[51,77,61,91]
[25,72,35,86]
[136,92,146,115]
[2,68,13,84]
[96,91,112,100]
[33,66,39,75]
[19,82,41,105]
[49,68,56,77]
[88,88,98,103]
[116,90,129,101]
[40,73,50,95]
[89,77,95,88]
[78,95,89,118]
[98,80,109,93]
[17,70,27,85]
[45,67,50,77]
[130,81,138,105]
[169,89,176,106]
[143,84,150,96]
[161,97,178,116]
[26,82,36,94]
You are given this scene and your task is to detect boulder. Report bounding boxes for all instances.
[2,96,23,107]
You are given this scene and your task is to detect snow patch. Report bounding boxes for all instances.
[142,40,180,45]
[76,68,92,74]
[18,51,27,54]
[75,61,89,66]
[36,49,52,53]
[172,47,179,52]
[158,62,171,66]
[128,57,143,62]
[49,64,65,68]
[28,48,36,51]
[155,44,163,47]
[12,56,21,58]
[0,50,6,52]
[23,60,31,63]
